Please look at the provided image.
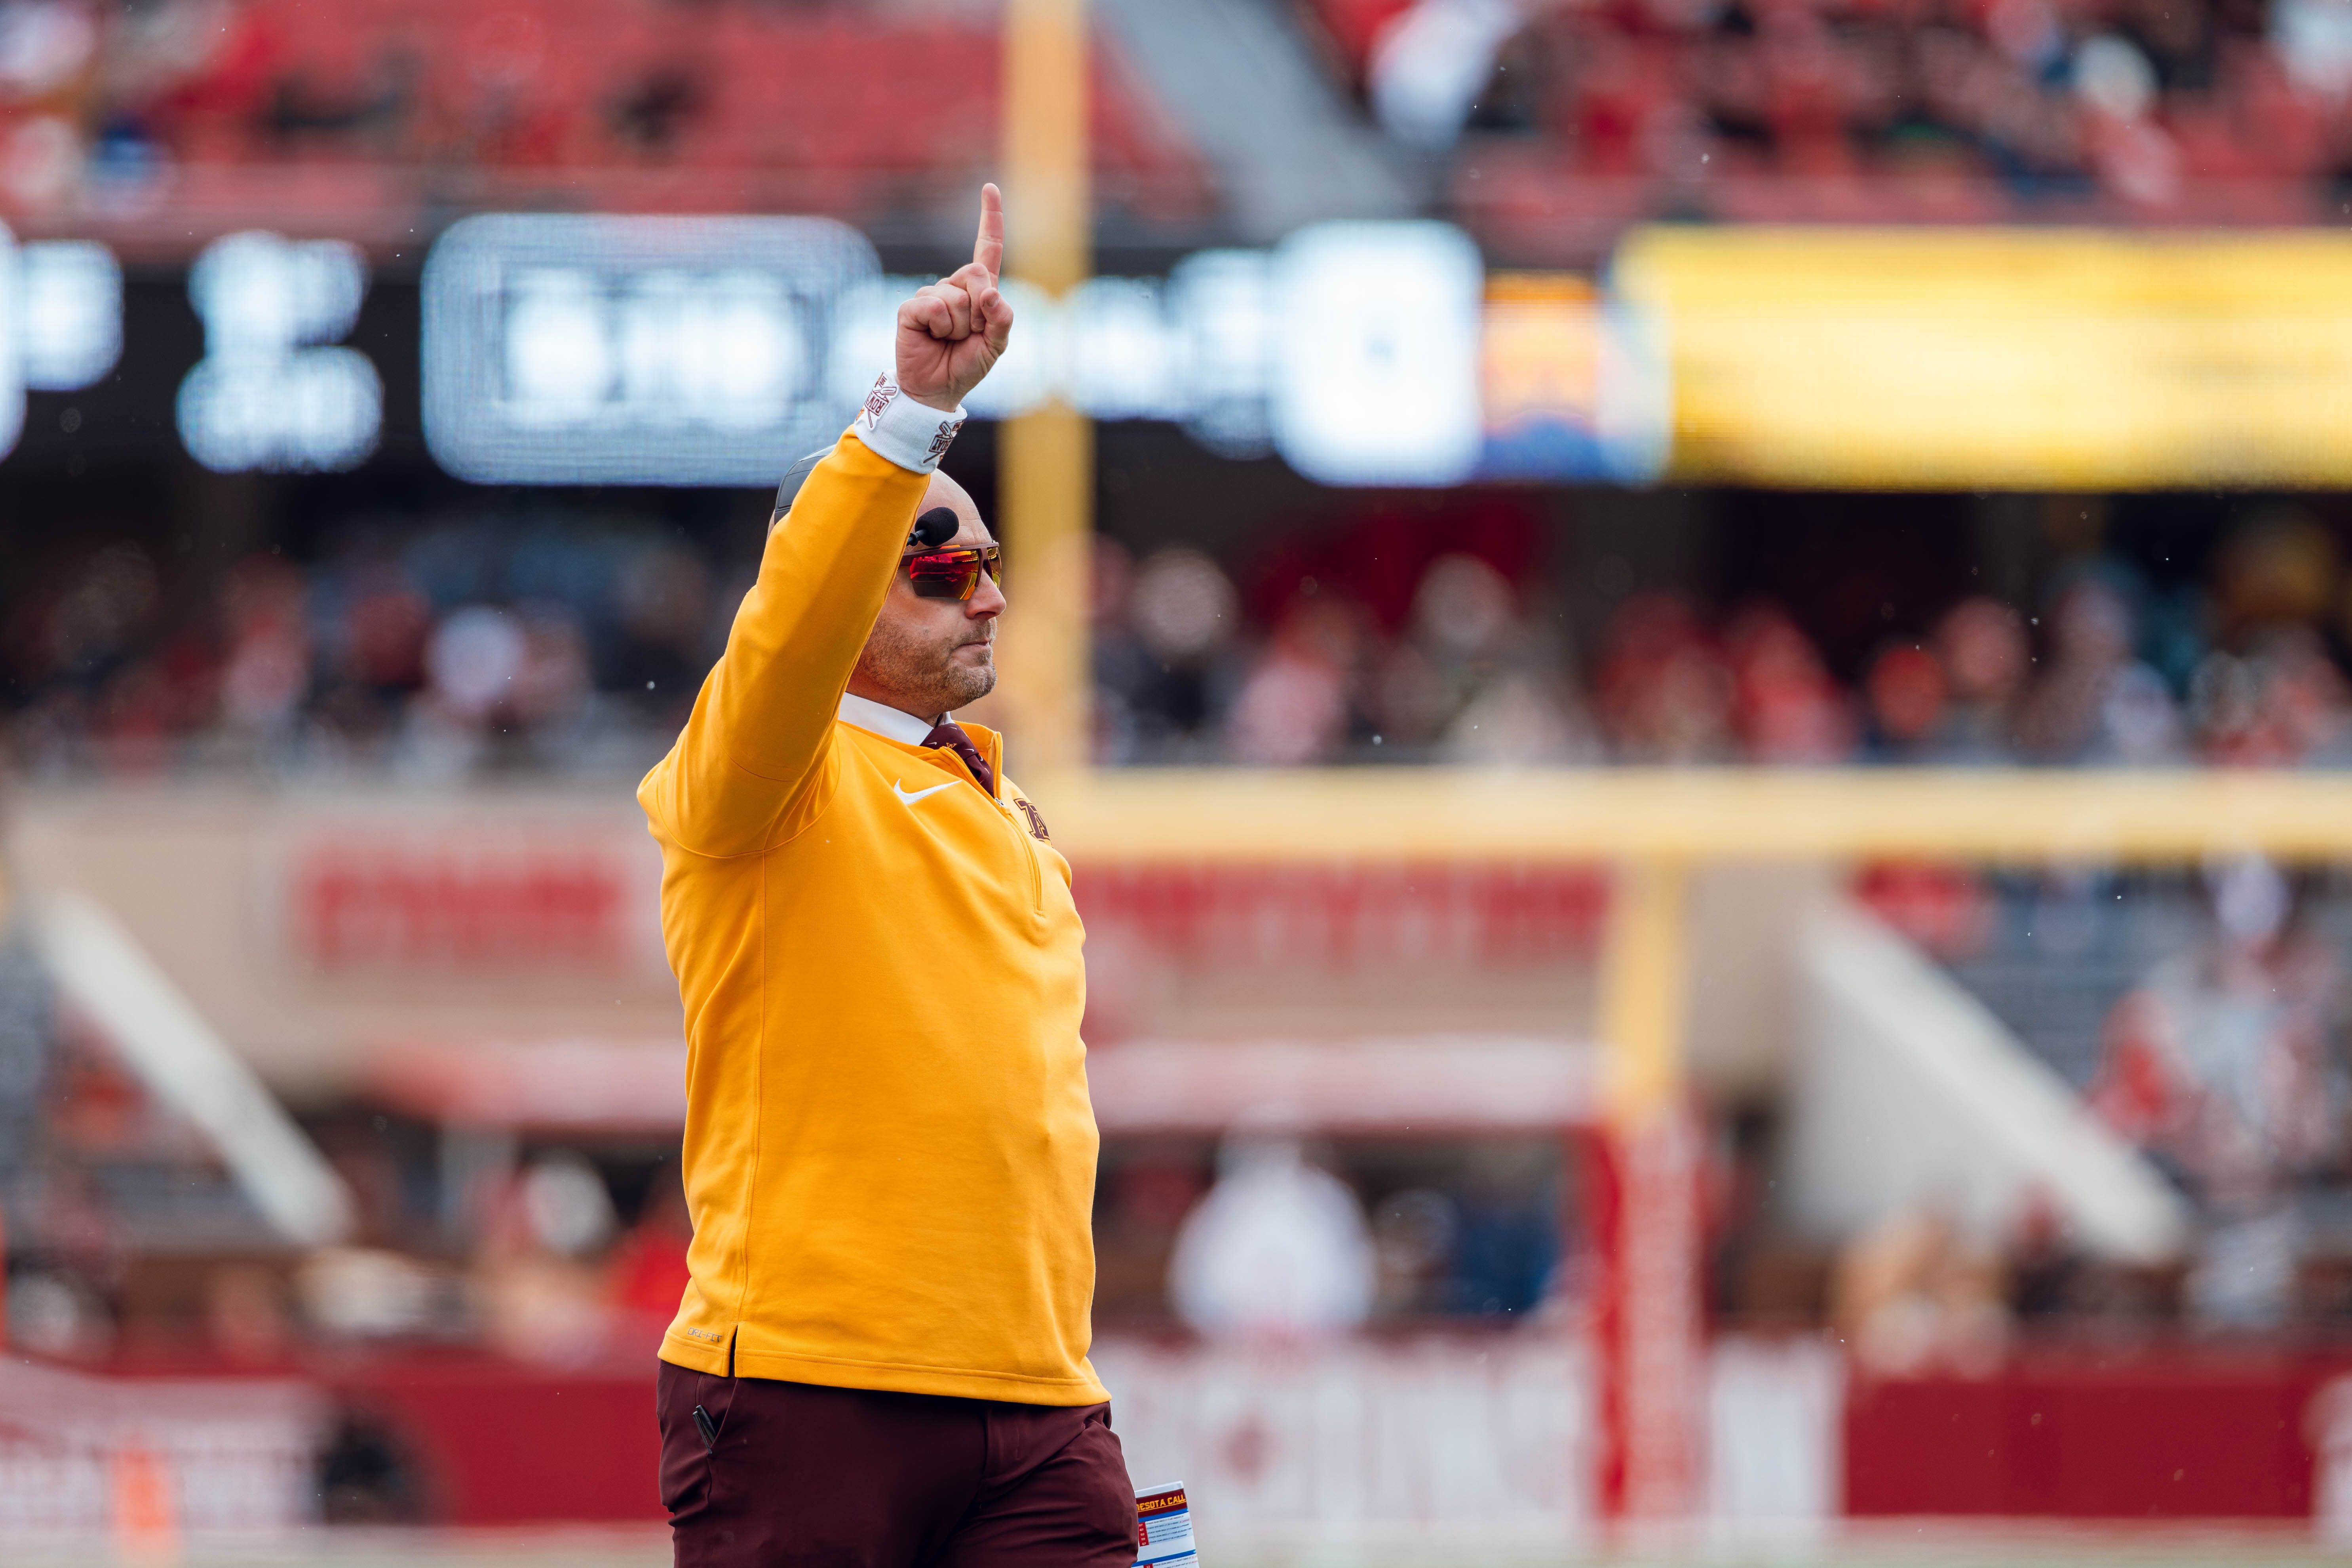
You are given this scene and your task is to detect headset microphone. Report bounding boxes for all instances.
[908,508,960,549]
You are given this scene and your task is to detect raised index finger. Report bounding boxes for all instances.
[973,183,1004,282]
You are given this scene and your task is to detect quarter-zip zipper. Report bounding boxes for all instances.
[992,793,1046,919]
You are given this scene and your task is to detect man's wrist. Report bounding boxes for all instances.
[852,371,966,475]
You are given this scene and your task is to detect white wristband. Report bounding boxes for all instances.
[851,371,966,475]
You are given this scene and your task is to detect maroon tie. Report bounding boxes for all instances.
[922,720,995,796]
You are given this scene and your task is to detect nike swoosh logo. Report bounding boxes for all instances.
[892,778,957,806]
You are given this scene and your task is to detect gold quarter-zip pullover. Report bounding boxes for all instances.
[638,424,1104,1405]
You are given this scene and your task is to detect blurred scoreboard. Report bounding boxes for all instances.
[12,218,2352,492]
[424,215,1597,488]
[0,228,123,452]
[421,216,875,487]
[0,216,1660,490]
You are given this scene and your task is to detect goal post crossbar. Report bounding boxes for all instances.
[1038,767,2352,865]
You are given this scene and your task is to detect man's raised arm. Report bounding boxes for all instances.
[640,186,1015,857]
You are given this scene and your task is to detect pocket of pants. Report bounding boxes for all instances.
[1072,1408,1141,1557]
[658,1366,736,1516]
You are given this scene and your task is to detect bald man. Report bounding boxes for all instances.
[639,186,1134,1566]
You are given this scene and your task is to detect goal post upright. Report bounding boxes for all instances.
[1592,856,1704,1524]
[998,0,1093,775]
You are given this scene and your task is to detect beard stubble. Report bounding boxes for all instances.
[854,615,996,717]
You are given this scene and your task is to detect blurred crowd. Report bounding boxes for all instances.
[1095,506,2352,769]
[1316,0,2352,221]
[8,0,2345,258]
[2086,855,2352,1329]
[2,514,739,778]
[1837,850,2352,1360]
[12,502,2352,775]
[1095,1132,1560,1334]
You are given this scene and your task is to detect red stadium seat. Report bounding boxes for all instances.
[98,0,1209,228]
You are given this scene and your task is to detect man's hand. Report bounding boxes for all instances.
[896,184,1014,413]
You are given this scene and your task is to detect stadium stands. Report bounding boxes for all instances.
[8,487,2350,775]
[1300,0,2349,260]
[0,0,1212,235]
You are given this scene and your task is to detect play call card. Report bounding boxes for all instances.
[1135,1481,1196,1568]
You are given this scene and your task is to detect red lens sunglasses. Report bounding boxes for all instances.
[903,507,1002,601]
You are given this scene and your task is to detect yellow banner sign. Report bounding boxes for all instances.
[1610,226,2352,490]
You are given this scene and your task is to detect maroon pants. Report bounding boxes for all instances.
[656,1361,1137,1568]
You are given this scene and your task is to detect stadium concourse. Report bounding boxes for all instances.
[17,0,2352,1558]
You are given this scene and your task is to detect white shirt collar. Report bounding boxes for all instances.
[837,692,943,745]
